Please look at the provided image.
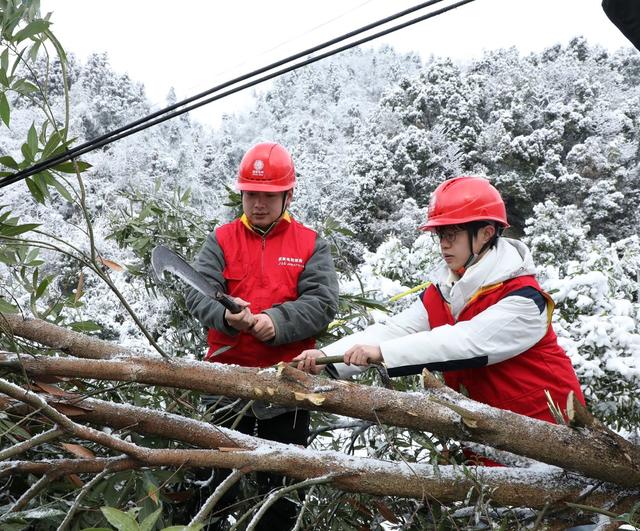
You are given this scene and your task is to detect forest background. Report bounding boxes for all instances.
[1,1,640,529]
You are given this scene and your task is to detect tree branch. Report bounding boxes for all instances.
[1,391,635,509]
[8,472,57,513]
[245,474,340,531]
[0,313,124,359]
[0,426,64,461]
[190,468,246,526]
[57,467,111,531]
[1,348,638,487]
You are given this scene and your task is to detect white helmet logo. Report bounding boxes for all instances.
[252,159,265,176]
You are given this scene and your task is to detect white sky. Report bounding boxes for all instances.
[40,0,633,127]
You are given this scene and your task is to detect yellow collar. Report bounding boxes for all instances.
[240,211,291,232]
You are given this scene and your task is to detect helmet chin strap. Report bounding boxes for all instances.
[242,191,290,237]
[456,228,495,276]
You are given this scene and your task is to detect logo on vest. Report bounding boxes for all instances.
[252,159,265,176]
[278,256,304,268]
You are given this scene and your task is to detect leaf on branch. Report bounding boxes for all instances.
[42,131,61,158]
[32,381,68,396]
[345,497,372,517]
[0,49,8,72]
[374,500,400,523]
[67,320,102,333]
[51,402,94,416]
[25,176,46,203]
[140,507,162,531]
[60,442,95,459]
[97,256,125,272]
[0,92,10,127]
[0,221,40,236]
[0,155,18,169]
[67,473,84,488]
[52,160,92,174]
[27,123,38,154]
[13,19,50,42]
[11,78,38,95]
[0,297,19,313]
[101,507,139,531]
[293,391,326,405]
[47,174,74,203]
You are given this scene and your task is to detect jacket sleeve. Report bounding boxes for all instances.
[322,298,428,377]
[380,293,548,376]
[262,236,339,345]
[323,293,548,378]
[183,232,237,336]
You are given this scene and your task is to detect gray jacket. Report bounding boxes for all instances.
[185,216,339,419]
[185,221,339,345]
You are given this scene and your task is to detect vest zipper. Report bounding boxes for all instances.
[260,236,266,285]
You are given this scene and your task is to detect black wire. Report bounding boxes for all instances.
[0,0,477,189]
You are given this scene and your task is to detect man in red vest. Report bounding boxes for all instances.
[294,176,584,427]
[185,142,339,529]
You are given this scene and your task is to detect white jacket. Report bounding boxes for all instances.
[324,238,549,378]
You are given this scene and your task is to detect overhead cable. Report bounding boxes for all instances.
[0,0,477,189]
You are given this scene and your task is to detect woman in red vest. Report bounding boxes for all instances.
[295,176,584,424]
[185,142,339,530]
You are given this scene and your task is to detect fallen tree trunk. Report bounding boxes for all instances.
[0,391,634,508]
[1,349,638,487]
[0,313,123,360]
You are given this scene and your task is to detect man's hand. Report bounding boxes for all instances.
[343,344,383,366]
[292,349,326,375]
[250,313,275,342]
[224,297,255,331]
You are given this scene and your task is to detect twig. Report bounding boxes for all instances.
[231,400,254,431]
[245,474,341,531]
[0,426,64,461]
[8,472,58,512]
[57,467,111,531]
[190,468,245,526]
[292,485,318,531]
[531,501,551,530]
[0,456,141,478]
[0,377,148,460]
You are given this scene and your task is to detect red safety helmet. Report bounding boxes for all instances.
[236,142,296,192]
[420,176,509,230]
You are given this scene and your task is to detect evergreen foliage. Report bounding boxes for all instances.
[0,3,639,528]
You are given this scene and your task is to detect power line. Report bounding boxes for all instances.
[0,0,477,190]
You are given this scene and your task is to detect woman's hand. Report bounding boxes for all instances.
[343,344,383,366]
[292,349,326,375]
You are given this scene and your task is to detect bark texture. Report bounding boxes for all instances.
[1,349,638,488]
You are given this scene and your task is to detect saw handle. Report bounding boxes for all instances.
[215,292,244,314]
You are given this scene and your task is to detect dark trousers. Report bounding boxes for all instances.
[197,409,310,530]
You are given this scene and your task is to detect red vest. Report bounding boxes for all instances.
[421,276,585,423]
[206,216,317,367]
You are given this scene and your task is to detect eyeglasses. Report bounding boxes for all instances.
[433,227,465,244]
